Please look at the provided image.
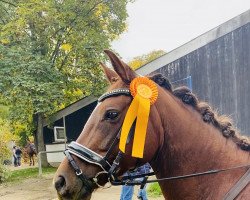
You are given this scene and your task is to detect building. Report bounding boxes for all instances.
[39,9,250,165]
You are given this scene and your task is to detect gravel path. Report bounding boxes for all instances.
[0,173,164,200]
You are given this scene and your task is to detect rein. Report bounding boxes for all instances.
[111,164,250,186]
[65,87,250,199]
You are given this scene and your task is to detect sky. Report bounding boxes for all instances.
[112,0,250,61]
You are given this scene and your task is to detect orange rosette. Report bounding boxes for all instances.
[119,77,158,158]
[130,77,158,104]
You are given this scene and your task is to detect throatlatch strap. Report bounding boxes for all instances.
[223,167,250,200]
[108,151,123,181]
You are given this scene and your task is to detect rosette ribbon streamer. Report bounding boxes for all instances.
[119,77,158,158]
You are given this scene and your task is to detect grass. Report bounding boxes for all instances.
[147,182,162,197]
[5,167,57,183]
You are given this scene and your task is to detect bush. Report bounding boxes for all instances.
[0,138,11,183]
[0,117,13,183]
[147,182,162,197]
[0,164,10,183]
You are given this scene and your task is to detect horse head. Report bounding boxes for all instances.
[54,50,164,199]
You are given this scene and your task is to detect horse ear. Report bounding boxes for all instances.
[100,62,119,84]
[104,50,137,84]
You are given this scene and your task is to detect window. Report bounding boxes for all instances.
[54,126,66,142]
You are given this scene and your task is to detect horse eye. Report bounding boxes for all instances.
[104,110,119,120]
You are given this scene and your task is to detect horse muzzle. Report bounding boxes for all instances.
[54,173,94,200]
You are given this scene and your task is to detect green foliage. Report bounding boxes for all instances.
[0,116,13,160]
[0,0,132,137]
[147,182,163,197]
[0,104,9,118]
[0,45,64,116]
[0,119,12,156]
[17,131,29,147]
[128,50,166,70]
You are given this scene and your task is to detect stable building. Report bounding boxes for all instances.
[38,9,250,166]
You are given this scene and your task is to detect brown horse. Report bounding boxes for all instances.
[25,142,37,166]
[54,50,250,199]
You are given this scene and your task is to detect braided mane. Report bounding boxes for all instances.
[149,73,250,151]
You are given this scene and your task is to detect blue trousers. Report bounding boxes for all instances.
[137,187,148,200]
[120,182,148,200]
[120,185,134,200]
[16,156,21,166]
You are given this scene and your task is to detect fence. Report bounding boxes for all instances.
[38,150,64,176]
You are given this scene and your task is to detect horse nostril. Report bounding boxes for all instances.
[55,175,66,191]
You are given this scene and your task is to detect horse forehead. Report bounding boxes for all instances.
[80,92,131,138]
[107,78,128,91]
[98,94,131,110]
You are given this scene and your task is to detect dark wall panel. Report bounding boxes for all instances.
[43,101,97,144]
[43,118,64,144]
[155,23,250,135]
[65,101,97,142]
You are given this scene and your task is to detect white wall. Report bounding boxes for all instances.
[45,143,67,163]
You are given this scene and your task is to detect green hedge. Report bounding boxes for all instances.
[147,182,162,197]
[4,167,57,183]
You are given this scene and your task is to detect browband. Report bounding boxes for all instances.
[98,88,131,102]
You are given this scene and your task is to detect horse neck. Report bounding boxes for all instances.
[151,90,250,199]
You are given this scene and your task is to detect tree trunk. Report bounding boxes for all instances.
[36,113,49,167]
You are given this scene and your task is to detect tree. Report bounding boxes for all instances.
[0,0,132,166]
[0,0,132,103]
[0,45,64,166]
[128,50,166,70]
[0,44,64,119]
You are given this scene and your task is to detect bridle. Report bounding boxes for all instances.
[64,88,132,190]
[64,87,250,199]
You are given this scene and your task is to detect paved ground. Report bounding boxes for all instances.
[0,167,164,200]
[0,174,56,200]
